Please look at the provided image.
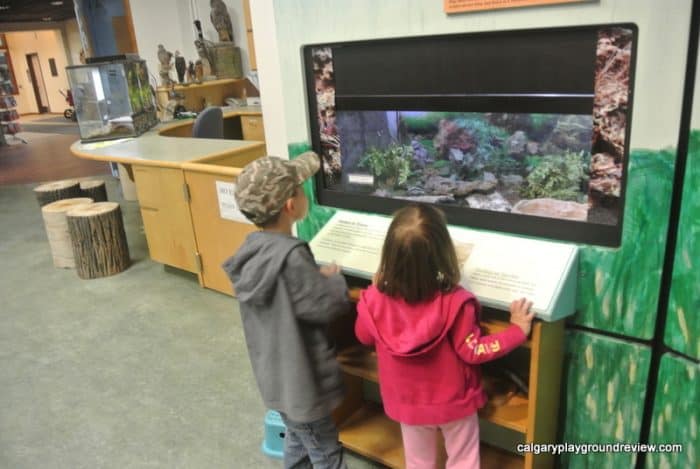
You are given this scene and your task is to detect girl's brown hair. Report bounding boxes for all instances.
[376,204,461,303]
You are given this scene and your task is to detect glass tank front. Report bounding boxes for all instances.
[67,58,158,142]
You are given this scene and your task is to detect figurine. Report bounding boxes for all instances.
[186,61,196,83]
[210,0,233,42]
[195,60,204,83]
[194,38,213,78]
[157,44,174,86]
[174,51,186,84]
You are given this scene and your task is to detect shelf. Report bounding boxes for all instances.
[481,318,531,348]
[481,444,525,469]
[478,394,528,434]
[338,405,404,469]
[338,345,377,381]
[338,344,529,434]
[338,404,525,468]
[156,78,244,92]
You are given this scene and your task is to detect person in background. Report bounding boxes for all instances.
[223,152,351,469]
[355,203,535,469]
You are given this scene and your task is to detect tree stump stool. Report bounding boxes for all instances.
[67,202,131,279]
[33,180,81,207]
[79,180,108,202]
[41,197,94,268]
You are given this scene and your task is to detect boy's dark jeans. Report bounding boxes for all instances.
[278,413,347,469]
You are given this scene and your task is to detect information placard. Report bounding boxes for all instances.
[309,210,578,320]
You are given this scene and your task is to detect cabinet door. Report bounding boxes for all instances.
[183,169,258,295]
[132,165,199,273]
[241,115,265,141]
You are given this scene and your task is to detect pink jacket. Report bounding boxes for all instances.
[355,285,527,425]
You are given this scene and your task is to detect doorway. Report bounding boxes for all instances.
[26,53,49,114]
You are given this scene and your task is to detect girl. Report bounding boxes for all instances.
[355,204,535,469]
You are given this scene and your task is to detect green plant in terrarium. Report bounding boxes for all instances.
[359,143,413,189]
[484,150,523,176]
[521,152,588,202]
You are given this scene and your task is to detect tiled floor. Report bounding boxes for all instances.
[0,132,110,185]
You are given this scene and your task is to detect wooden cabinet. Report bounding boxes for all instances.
[240,115,265,141]
[131,165,200,273]
[181,146,265,295]
[333,294,565,469]
[157,110,265,142]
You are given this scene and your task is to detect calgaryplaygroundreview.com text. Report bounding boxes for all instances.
[517,442,684,455]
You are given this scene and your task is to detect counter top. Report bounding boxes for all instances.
[70,107,264,169]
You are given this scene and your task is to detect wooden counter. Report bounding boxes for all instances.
[70,109,266,294]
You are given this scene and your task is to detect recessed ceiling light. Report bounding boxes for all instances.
[0,5,10,10]
[50,1,64,5]
[42,16,53,21]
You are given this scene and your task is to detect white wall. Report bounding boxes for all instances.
[253,0,693,154]
[5,30,71,115]
[63,19,83,66]
[692,27,700,130]
[250,0,287,158]
[129,0,250,88]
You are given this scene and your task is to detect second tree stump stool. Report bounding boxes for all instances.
[79,180,108,202]
[41,197,94,268]
[33,180,81,207]
[67,202,131,279]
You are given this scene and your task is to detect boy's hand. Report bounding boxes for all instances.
[320,263,341,277]
[509,297,535,336]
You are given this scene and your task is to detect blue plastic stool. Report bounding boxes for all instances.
[261,410,286,459]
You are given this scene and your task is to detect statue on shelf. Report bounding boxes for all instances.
[194,38,214,78]
[174,51,186,84]
[210,0,234,43]
[186,61,196,83]
[157,44,174,86]
[194,60,204,83]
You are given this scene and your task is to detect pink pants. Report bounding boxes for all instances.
[400,413,480,469]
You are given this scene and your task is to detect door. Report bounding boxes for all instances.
[26,53,49,114]
[131,165,199,274]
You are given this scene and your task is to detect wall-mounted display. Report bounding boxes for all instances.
[302,24,637,246]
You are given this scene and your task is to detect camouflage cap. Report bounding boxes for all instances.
[235,151,320,225]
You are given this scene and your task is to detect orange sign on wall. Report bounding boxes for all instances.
[444,0,591,14]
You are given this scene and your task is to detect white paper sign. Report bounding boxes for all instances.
[215,181,252,224]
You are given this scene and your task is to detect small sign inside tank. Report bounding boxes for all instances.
[348,174,374,186]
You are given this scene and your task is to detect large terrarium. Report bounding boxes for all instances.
[67,57,158,142]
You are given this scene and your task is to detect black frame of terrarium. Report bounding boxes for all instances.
[302,23,638,247]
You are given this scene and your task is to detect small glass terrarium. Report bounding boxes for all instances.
[67,56,158,142]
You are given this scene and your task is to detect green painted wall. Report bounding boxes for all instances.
[290,143,337,243]
[665,130,700,360]
[646,353,700,468]
[574,148,675,339]
[561,331,651,468]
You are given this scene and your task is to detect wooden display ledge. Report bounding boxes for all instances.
[155,78,259,113]
[338,404,523,469]
[337,345,529,434]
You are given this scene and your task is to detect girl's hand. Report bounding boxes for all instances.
[320,262,341,277]
[509,297,535,336]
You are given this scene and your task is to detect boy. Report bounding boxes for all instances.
[222,151,351,469]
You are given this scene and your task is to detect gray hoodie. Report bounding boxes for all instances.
[222,231,351,423]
